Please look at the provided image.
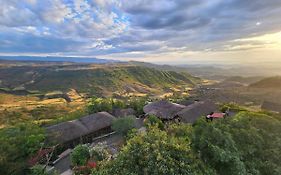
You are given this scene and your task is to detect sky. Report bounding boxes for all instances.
[0,0,281,64]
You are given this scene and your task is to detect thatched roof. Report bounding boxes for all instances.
[112,108,136,118]
[46,112,115,144]
[176,100,217,123]
[143,100,186,120]
[261,101,281,113]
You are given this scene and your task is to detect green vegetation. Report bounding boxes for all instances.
[126,97,148,115]
[90,143,110,162]
[112,116,136,136]
[192,111,281,175]
[70,144,110,175]
[91,109,281,175]
[71,145,91,166]
[87,97,126,114]
[0,123,45,175]
[29,164,58,175]
[87,96,148,115]
[0,64,198,96]
[144,114,165,130]
[0,105,87,128]
[220,103,247,112]
[93,126,214,175]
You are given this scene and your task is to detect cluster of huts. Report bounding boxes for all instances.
[44,99,221,174]
[46,100,219,149]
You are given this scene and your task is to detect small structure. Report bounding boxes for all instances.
[46,112,115,148]
[176,100,217,123]
[211,112,226,118]
[143,100,186,121]
[206,112,226,122]
[112,108,136,118]
[261,101,281,113]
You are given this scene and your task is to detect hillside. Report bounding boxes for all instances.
[224,76,264,85]
[0,62,200,97]
[249,76,281,89]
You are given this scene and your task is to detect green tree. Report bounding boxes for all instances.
[0,123,45,175]
[192,119,246,175]
[94,127,214,175]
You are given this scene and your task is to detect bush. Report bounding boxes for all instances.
[220,103,247,112]
[144,115,164,130]
[112,116,135,136]
[71,145,90,166]
[127,97,148,115]
[87,97,126,114]
[90,143,110,162]
[29,164,58,175]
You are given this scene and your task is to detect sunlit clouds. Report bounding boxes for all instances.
[0,0,281,64]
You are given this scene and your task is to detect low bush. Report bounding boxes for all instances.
[112,116,135,136]
[71,145,90,166]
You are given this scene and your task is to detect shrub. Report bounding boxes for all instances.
[220,103,247,112]
[112,116,135,136]
[87,97,126,114]
[29,164,58,175]
[71,145,90,166]
[90,143,110,162]
[127,97,148,115]
[87,97,113,114]
[144,115,164,130]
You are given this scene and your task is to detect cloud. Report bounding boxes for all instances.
[0,0,280,60]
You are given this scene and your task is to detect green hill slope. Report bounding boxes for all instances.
[0,63,200,97]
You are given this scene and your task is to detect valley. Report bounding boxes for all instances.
[1,59,281,175]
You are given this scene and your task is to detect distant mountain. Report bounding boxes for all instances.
[0,62,200,97]
[224,76,264,85]
[129,61,267,80]
[249,76,281,89]
[0,56,119,64]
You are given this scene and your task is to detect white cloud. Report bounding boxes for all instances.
[0,0,281,63]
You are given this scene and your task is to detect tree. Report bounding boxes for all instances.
[0,123,45,175]
[192,111,281,175]
[94,127,214,175]
[192,119,246,175]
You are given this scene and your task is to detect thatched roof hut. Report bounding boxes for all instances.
[261,101,281,113]
[112,108,136,118]
[143,100,186,120]
[176,100,217,123]
[46,112,115,144]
